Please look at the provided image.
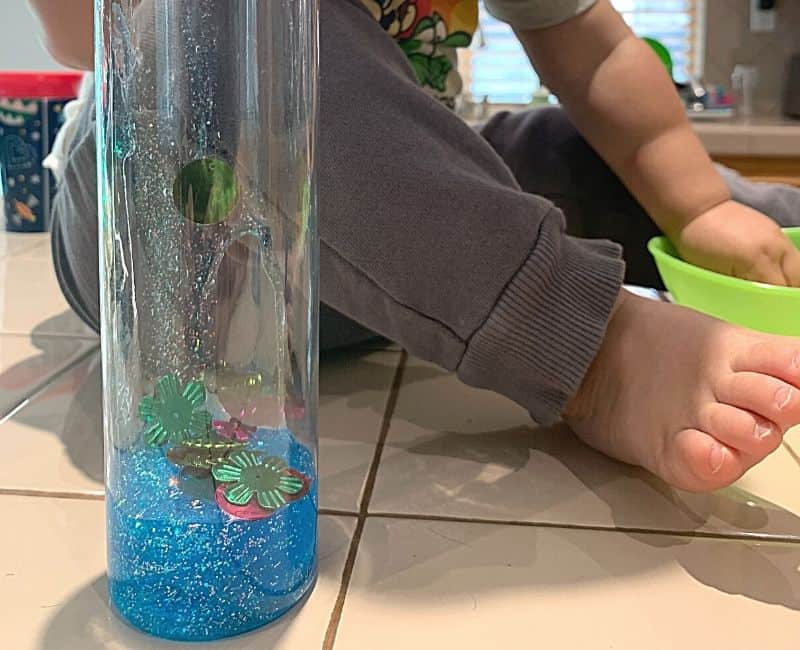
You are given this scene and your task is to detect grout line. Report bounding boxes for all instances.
[321,518,366,650]
[0,331,72,340]
[0,239,49,261]
[0,344,99,424]
[321,350,408,650]
[783,440,800,470]
[366,511,800,544]
[356,349,407,517]
[5,484,795,546]
[319,508,360,518]
[0,488,104,501]
[0,331,99,341]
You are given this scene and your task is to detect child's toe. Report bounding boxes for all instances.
[699,402,782,458]
[666,429,745,492]
[733,340,800,385]
[716,372,800,431]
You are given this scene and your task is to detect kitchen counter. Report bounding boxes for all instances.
[465,106,800,158]
[2,233,800,649]
[693,115,800,157]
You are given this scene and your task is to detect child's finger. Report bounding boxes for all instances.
[781,246,800,288]
[743,258,787,287]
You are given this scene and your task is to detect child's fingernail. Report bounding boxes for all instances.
[710,444,727,474]
[776,387,793,410]
[754,419,773,440]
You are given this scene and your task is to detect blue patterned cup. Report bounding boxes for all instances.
[0,72,83,232]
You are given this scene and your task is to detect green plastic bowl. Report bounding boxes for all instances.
[648,228,800,336]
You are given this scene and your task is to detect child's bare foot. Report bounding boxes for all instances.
[566,290,800,492]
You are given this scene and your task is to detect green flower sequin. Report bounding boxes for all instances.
[212,451,305,510]
[139,374,212,447]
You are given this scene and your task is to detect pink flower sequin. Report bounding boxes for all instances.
[212,417,257,442]
[214,485,273,521]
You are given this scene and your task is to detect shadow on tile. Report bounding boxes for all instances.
[30,310,97,340]
[37,576,303,649]
[0,335,94,420]
[10,354,104,484]
[38,516,355,649]
[3,345,404,501]
[627,533,800,610]
[377,421,800,537]
[356,518,800,614]
[374,358,800,536]
[319,348,403,405]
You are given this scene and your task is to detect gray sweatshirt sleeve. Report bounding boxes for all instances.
[715,164,800,228]
[52,0,625,425]
[320,0,624,423]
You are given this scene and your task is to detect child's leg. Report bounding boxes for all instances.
[481,106,800,288]
[716,163,800,228]
[50,93,378,352]
[51,98,100,333]
[53,0,800,492]
[321,0,800,492]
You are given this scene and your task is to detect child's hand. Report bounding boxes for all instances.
[675,200,800,287]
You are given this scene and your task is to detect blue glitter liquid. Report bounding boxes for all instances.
[107,428,317,641]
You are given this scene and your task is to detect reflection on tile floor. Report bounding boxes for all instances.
[335,517,800,650]
[0,334,95,419]
[0,254,95,337]
[0,495,355,650]
[371,358,800,540]
[0,347,399,509]
[2,232,799,647]
[0,353,103,495]
[318,348,399,512]
[0,233,48,259]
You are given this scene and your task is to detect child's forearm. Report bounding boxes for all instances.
[29,0,94,70]
[517,0,730,241]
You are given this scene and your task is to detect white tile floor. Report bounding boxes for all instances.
[336,518,800,650]
[371,358,800,539]
[1,232,800,648]
[0,496,356,650]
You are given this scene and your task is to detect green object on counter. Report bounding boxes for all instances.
[643,37,673,78]
[648,228,800,335]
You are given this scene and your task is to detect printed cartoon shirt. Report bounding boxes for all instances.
[360,0,596,107]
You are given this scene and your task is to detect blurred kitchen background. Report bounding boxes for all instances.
[3,3,61,70]
[704,0,799,116]
[463,0,797,115]
[3,0,800,185]
[456,1,800,187]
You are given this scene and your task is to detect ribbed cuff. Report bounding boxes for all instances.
[458,219,624,425]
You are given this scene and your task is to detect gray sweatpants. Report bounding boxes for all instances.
[52,0,800,424]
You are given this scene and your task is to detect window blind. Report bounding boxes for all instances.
[466,0,704,105]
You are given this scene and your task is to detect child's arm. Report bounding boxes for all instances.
[517,0,800,286]
[29,0,94,70]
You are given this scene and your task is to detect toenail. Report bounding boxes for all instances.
[754,419,773,440]
[776,387,793,410]
[710,444,727,474]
